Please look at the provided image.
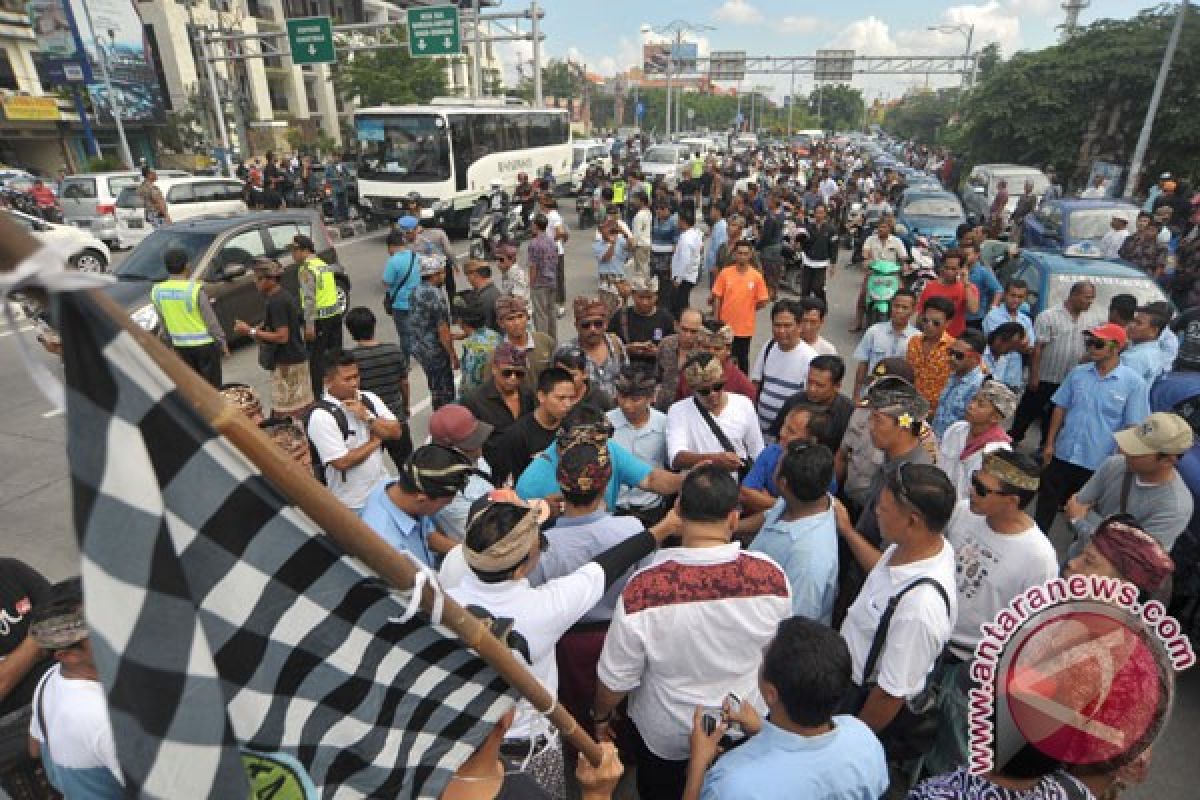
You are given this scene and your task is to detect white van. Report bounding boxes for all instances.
[61,170,189,247]
[569,140,612,192]
[114,176,247,249]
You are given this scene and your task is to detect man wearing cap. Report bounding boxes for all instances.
[410,251,458,409]
[1010,280,1096,450]
[673,319,759,406]
[381,224,421,371]
[936,380,1015,500]
[1100,214,1132,259]
[608,366,670,525]
[460,259,501,333]
[926,449,1057,774]
[235,259,313,419]
[494,242,528,303]
[464,343,535,474]
[569,296,628,400]
[1036,322,1151,532]
[1064,412,1194,554]
[931,329,989,439]
[490,367,577,487]
[667,352,765,480]
[448,492,679,796]
[1121,304,1171,386]
[360,444,477,568]
[291,234,343,396]
[1064,516,1175,598]
[609,275,675,370]
[427,405,496,545]
[594,206,632,314]
[515,404,684,511]
[493,295,554,396]
[306,351,402,512]
[27,579,124,798]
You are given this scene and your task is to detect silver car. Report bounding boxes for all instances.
[60,170,188,248]
[639,145,691,191]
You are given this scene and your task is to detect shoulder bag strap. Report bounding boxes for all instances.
[860,576,951,687]
[693,395,739,456]
[388,251,417,296]
[1119,468,1136,515]
[34,668,53,764]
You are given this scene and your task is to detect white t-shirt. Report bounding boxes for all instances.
[545,209,566,256]
[945,501,1059,660]
[448,563,606,740]
[666,393,765,474]
[30,666,124,793]
[306,390,395,510]
[750,339,818,435]
[937,421,1012,501]
[840,541,957,699]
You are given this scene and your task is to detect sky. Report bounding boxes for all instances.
[493,0,1146,102]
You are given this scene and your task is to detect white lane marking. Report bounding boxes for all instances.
[0,325,35,338]
[41,408,64,418]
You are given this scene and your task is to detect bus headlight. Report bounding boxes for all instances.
[131,304,160,332]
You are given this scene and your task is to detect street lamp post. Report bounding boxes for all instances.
[929,23,976,91]
[79,6,134,169]
[645,19,715,139]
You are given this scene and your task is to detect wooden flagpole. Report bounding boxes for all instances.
[0,217,603,767]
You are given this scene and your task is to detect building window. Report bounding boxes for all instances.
[305,82,319,114]
[144,24,173,111]
[0,50,18,91]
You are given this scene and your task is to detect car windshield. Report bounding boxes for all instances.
[643,147,679,164]
[116,231,215,281]
[904,198,962,218]
[1068,209,1139,242]
[355,114,452,182]
[992,172,1049,196]
[107,176,139,196]
[116,187,143,208]
[1043,273,1167,321]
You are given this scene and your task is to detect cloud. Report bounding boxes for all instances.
[779,16,821,35]
[831,16,901,55]
[712,0,763,25]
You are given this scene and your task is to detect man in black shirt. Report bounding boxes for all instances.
[234,258,312,418]
[464,342,536,473]
[607,275,675,369]
[462,260,502,333]
[344,306,413,468]
[799,203,839,304]
[770,354,855,451]
[0,558,51,718]
[491,367,577,486]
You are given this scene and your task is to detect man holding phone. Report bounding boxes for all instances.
[917,248,980,338]
[593,207,632,315]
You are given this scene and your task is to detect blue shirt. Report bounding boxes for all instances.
[360,481,437,568]
[967,263,1003,321]
[704,218,728,273]
[748,498,839,624]
[382,250,421,311]
[742,444,838,497]
[852,321,919,377]
[1052,362,1150,470]
[931,367,985,438]
[982,305,1035,342]
[1122,340,1169,386]
[531,509,646,623]
[983,347,1023,390]
[1160,327,1180,363]
[700,717,888,800]
[593,234,629,277]
[515,440,653,510]
[1150,369,1200,412]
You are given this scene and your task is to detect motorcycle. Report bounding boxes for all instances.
[467,189,525,260]
[903,236,940,296]
[864,260,902,326]
[843,200,865,249]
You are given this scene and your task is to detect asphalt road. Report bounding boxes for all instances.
[0,210,1195,797]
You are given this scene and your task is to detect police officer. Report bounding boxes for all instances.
[150,248,227,387]
[291,233,343,395]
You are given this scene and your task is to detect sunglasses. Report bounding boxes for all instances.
[579,319,607,330]
[500,368,526,379]
[893,462,915,507]
[695,382,725,396]
[1084,337,1109,350]
[970,472,1014,498]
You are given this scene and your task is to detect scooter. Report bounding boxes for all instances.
[843,200,864,249]
[903,237,939,296]
[864,260,902,326]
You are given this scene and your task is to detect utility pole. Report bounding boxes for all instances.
[665,35,673,138]
[531,0,542,106]
[1126,2,1186,200]
[78,5,133,169]
[199,29,234,176]
[787,67,795,136]
[471,0,483,100]
[645,19,715,139]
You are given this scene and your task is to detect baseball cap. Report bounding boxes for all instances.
[1086,322,1128,348]
[1114,412,1194,457]
[429,404,493,451]
[398,215,419,231]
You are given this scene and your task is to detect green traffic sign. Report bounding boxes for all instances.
[287,16,335,65]
[406,5,461,57]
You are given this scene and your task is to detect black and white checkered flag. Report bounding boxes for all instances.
[61,292,514,799]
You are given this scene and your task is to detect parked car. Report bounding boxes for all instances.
[4,208,111,272]
[639,144,691,191]
[1021,199,1141,255]
[88,210,348,343]
[961,164,1051,224]
[995,248,1168,321]
[113,176,247,249]
[60,170,189,248]
[568,140,612,194]
[894,189,966,249]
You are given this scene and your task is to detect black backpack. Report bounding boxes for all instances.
[304,395,381,485]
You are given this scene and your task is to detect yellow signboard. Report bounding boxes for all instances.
[2,96,61,121]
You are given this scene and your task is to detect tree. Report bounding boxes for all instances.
[333,32,449,107]
[159,88,209,154]
[808,85,865,132]
[974,42,1003,84]
[883,89,959,144]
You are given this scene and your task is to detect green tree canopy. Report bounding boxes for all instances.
[808,85,865,132]
[333,32,449,107]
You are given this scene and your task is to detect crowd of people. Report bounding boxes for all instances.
[5,133,1200,800]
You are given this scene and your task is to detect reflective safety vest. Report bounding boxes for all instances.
[302,255,340,319]
[612,179,627,205]
[691,156,704,179]
[150,279,214,348]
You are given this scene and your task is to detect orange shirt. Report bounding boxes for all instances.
[711,265,769,337]
[906,332,955,412]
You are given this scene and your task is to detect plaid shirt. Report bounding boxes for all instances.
[527,231,558,289]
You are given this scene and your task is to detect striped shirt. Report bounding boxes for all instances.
[348,343,407,417]
[750,339,818,437]
[1034,306,1093,384]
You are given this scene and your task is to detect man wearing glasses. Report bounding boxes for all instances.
[1034,322,1151,532]
[666,352,764,480]
[567,296,629,400]
[906,296,957,413]
[930,329,988,439]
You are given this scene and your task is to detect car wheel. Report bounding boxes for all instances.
[71,248,108,273]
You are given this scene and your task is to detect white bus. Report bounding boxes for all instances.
[353,102,572,228]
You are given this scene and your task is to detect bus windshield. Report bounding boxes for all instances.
[356,114,452,182]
